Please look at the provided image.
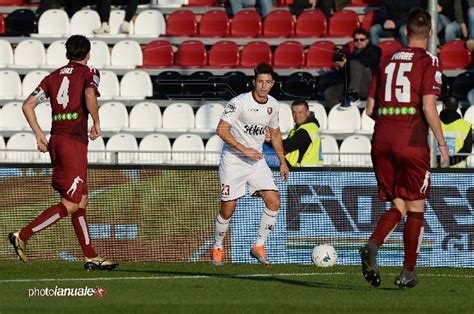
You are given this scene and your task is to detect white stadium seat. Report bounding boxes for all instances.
[99,101,129,132]
[106,133,139,164]
[125,102,162,132]
[0,39,14,67]
[35,102,52,132]
[88,136,107,163]
[98,70,120,100]
[131,10,166,37]
[13,39,46,68]
[34,9,70,37]
[462,106,474,125]
[0,71,22,99]
[154,0,187,8]
[108,40,143,69]
[138,133,172,164]
[339,135,372,167]
[161,102,195,131]
[5,132,37,162]
[94,10,135,37]
[118,70,153,100]
[320,134,339,166]
[45,40,68,69]
[192,102,224,133]
[70,9,101,36]
[88,40,110,69]
[356,108,375,135]
[205,134,224,165]
[279,102,294,134]
[467,145,474,168]
[171,133,205,164]
[21,70,49,99]
[325,105,361,135]
[0,102,27,131]
[308,101,328,131]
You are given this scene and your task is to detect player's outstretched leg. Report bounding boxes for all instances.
[250,245,270,266]
[394,267,418,288]
[8,232,28,263]
[84,256,119,271]
[359,242,381,287]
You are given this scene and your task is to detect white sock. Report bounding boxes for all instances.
[255,208,278,247]
[213,214,230,249]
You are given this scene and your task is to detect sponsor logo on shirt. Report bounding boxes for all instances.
[244,124,266,136]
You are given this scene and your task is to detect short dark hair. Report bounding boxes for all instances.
[443,95,459,110]
[254,62,274,79]
[407,8,431,39]
[291,99,309,110]
[352,27,369,39]
[65,35,91,61]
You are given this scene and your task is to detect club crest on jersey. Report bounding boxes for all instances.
[267,107,272,115]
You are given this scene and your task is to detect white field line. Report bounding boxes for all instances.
[0,271,473,283]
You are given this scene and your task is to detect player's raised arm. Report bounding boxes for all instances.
[85,87,101,140]
[268,126,289,180]
[423,94,449,167]
[22,87,48,152]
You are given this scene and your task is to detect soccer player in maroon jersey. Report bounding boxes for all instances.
[359,9,449,288]
[8,35,118,270]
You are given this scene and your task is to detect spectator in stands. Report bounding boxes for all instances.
[37,0,91,17]
[453,0,474,50]
[291,0,349,20]
[439,95,473,167]
[370,0,422,46]
[323,28,382,108]
[230,0,273,18]
[437,0,458,44]
[94,0,140,35]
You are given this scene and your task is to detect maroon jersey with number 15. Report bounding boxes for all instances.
[369,47,443,147]
[38,62,100,144]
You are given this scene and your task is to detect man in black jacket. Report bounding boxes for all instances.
[323,28,382,109]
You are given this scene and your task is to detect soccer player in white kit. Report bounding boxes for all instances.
[211,63,290,266]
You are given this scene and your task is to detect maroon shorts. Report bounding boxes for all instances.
[371,143,430,201]
[49,134,88,204]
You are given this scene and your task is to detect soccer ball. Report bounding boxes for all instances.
[312,244,337,267]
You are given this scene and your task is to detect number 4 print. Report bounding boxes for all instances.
[384,62,412,103]
[56,76,70,109]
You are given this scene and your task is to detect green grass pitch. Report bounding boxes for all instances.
[0,260,473,314]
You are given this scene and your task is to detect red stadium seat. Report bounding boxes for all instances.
[185,0,217,6]
[295,10,327,38]
[262,10,294,38]
[378,40,401,58]
[439,40,471,70]
[198,10,229,37]
[0,0,22,5]
[361,10,380,32]
[328,10,359,37]
[240,41,272,68]
[350,0,370,6]
[0,14,5,35]
[142,40,174,68]
[175,40,207,67]
[208,41,239,68]
[274,41,304,68]
[166,10,197,37]
[229,9,262,38]
[305,40,335,69]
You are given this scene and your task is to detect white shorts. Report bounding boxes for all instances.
[219,152,278,201]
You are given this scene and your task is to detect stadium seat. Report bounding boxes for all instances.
[99,101,129,131]
[216,71,251,100]
[378,40,402,58]
[118,70,153,100]
[13,39,46,68]
[184,71,217,97]
[5,9,37,36]
[0,39,14,67]
[198,10,229,37]
[131,9,166,37]
[98,70,120,100]
[328,10,359,37]
[175,40,207,67]
[262,10,294,38]
[439,40,471,70]
[171,133,205,164]
[5,132,37,163]
[70,9,101,36]
[108,40,143,69]
[99,10,135,37]
[0,135,5,161]
[165,10,197,37]
[320,134,339,165]
[45,40,68,69]
[0,0,22,5]
[125,101,162,132]
[88,40,110,69]
[282,72,315,98]
[468,148,474,169]
[229,9,262,38]
[463,106,474,125]
[270,71,283,99]
[0,101,27,131]
[35,102,52,132]
[192,102,224,134]
[105,133,139,164]
[274,41,304,68]
[154,0,186,7]
[138,133,172,164]
[325,105,361,134]
[240,41,272,68]
[356,108,375,134]
[361,10,379,32]
[295,9,327,38]
[279,102,294,134]
[142,40,174,68]
[451,72,474,100]
[208,41,239,68]
[88,136,107,163]
[187,0,216,5]
[153,71,184,98]
[308,101,328,131]
[305,40,335,69]
[21,70,49,99]
[0,14,5,35]
[34,9,70,37]
[204,134,224,165]
[161,102,195,131]
[339,135,372,166]
[0,71,21,99]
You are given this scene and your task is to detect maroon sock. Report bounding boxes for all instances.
[19,203,68,242]
[71,208,97,259]
[369,207,403,247]
[403,212,424,272]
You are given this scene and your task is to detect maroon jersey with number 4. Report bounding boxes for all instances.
[369,47,443,147]
[38,62,100,144]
